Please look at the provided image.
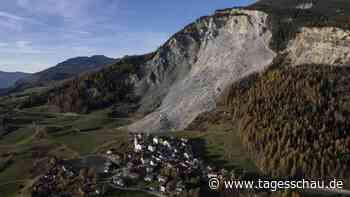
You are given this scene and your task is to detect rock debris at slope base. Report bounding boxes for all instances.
[128,9,276,133]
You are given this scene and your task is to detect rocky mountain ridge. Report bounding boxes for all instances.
[42,1,350,134]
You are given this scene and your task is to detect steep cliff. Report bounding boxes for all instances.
[128,9,275,133]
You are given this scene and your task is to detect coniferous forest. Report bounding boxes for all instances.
[225,65,350,185]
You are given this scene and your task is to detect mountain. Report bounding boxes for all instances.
[45,0,350,133]
[42,9,276,128]
[0,71,30,89]
[13,0,350,190]
[13,55,116,91]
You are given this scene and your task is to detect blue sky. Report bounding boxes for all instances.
[0,0,255,73]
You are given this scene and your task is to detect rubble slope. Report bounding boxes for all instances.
[128,9,276,133]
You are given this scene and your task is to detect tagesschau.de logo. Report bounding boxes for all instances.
[209,177,345,192]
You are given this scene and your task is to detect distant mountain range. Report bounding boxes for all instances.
[12,55,116,91]
[0,71,30,89]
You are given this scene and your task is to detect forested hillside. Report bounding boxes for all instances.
[13,55,116,92]
[46,53,155,113]
[225,65,350,185]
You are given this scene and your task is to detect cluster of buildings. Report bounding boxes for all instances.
[104,133,219,196]
[32,134,242,196]
[32,161,63,196]
[32,158,101,197]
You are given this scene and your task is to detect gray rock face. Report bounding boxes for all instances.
[128,10,276,133]
[285,27,350,66]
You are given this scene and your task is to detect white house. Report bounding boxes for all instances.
[296,2,313,9]
[144,175,154,182]
[150,160,157,166]
[160,185,166,193]
[181,138,188,143]
[184,152,190,159]
[148,145,156,152]
[155,157,161,162]
[134,137,143,152]
[153,137,159,144]
[163,140,171,148]
[134,144,143,152]
[106,150,113,155]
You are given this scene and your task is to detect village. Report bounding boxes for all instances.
[105,133,214,195]
[32,133,240,197]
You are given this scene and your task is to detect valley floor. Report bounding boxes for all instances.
[0,105,348,197]
[0,105,257,197]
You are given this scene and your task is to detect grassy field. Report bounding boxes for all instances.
[174,123,259,173]
[0,127,35,146]
[0,182,25,197]
[0,145,43,197]
[0,106,132,196]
